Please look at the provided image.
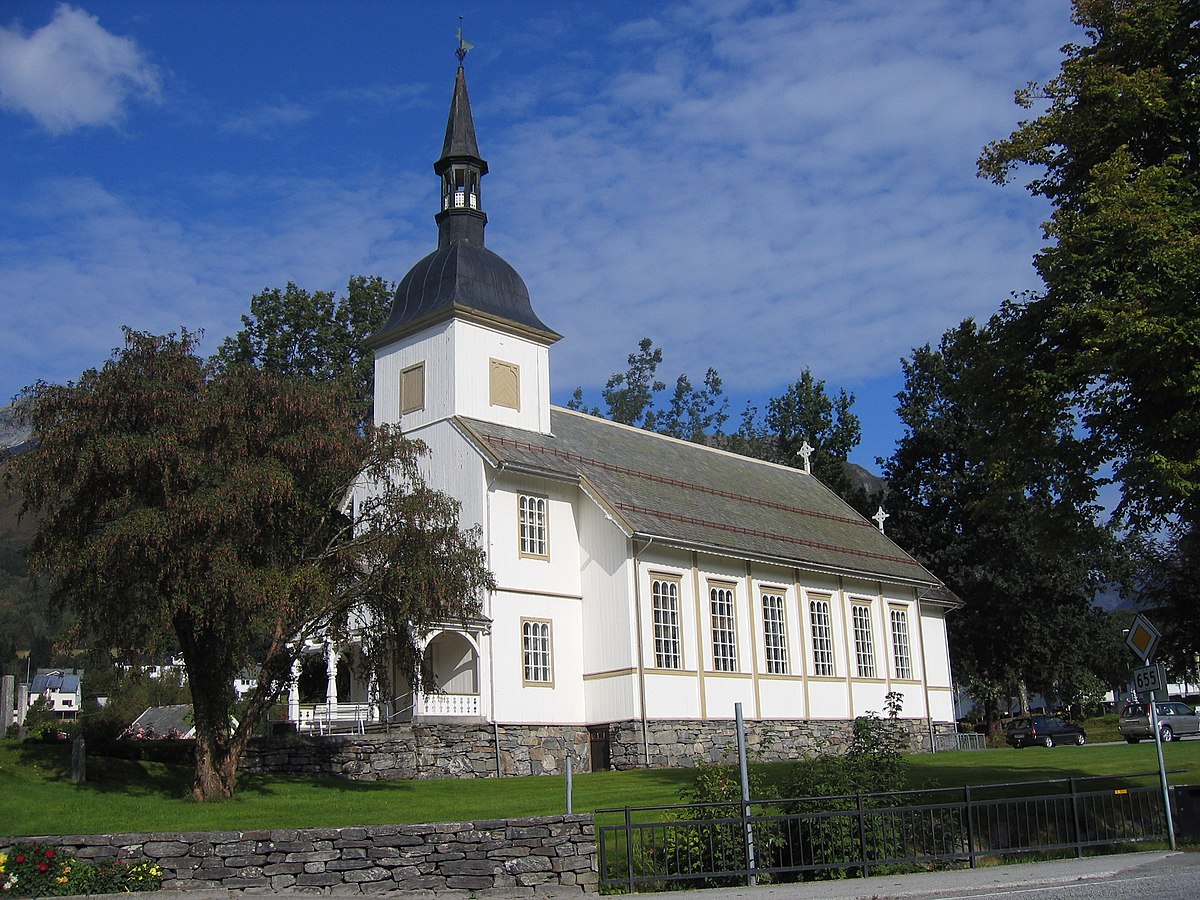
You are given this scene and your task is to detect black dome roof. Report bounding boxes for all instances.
[365,64,559,350]
[367,242,560,348]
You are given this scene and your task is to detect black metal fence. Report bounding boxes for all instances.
[597,772,1175,893]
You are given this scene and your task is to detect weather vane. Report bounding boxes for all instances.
[456,17,474,63]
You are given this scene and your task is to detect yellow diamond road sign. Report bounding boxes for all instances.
[1126,614,1161,664]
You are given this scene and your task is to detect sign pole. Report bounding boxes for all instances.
[1126,615,1174,849]
[1146,673,1176,850]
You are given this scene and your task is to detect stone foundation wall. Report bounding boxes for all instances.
[239,723,592,780]
[606,717,938,770]
[109,717,954,781]
[0,815,597,894]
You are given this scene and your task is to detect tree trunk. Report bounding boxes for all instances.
[193,734,238,801]
[178,616,294,802]
[1017,680,1031,715]
[983,699,1005,744]
[177,619,247,801]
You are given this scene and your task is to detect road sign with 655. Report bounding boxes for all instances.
[1132,663,1164,693]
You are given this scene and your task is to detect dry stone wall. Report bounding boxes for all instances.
[0,815,597,894]
[239,723,592,780]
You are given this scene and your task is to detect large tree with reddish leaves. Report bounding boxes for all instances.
[4,328,493,800]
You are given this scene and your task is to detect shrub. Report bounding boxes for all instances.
[19,698,56,738]
[775,692,911,879]
[630,760,784,889]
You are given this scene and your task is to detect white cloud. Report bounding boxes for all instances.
[484,0,1072,403]
[0,0,1080,469]
[221,101,314,137]
[0,4,162,135]
[0,170,429,402]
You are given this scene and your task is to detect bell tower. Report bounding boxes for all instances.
[365,53,561,435]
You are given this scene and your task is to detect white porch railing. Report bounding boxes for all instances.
[417,692,480,717]
[284,694,481,733]
[297,703,374,734]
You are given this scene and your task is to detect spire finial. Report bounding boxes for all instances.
[872,506,890,533]
[456,18,474,64]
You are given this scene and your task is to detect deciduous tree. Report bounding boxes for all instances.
[599,337,666,429]
[4,329,493,800]
[883,321,1123,735]
[979,0,1200,531]
[1133,522,1200,678]
[216,276,390,423]
[568,337,728,441]
[731,370,874,513]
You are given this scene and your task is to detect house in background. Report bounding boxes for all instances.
[295,61,961,771]
[128,704,197,739]
[28,668,83,720]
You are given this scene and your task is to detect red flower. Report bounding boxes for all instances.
[37,862,49,872]
[44,850,56,859]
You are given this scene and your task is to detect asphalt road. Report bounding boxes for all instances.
[633,851,1200,900]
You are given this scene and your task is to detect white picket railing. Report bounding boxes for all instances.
[418,692,480,717]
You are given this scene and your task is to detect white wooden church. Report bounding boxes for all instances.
[287,62,960,770]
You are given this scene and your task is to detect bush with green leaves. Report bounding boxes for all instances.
[631,760,783,889]
[776,692,913,879]
[18,697,57,738]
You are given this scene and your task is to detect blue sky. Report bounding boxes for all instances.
[0,1,1081,471]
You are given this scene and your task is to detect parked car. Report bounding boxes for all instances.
[1005,715,1086,748]
[1118,701,1200,743]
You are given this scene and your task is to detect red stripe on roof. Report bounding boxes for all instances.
[482,434,875,529]
[614,503,922,568]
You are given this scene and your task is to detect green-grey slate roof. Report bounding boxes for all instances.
[457,408,943,587]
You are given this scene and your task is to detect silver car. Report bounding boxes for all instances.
[1119,701,1200,743]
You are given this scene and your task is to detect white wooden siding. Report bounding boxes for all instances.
[374,318,552,434]
[488,475,582,597]
[578,495,639,723]
[489,589,584,723]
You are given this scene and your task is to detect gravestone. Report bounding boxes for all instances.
[71,736,86,783]
[0,675,12,734]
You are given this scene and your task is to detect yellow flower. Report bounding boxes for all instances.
[56,876,68,884]
[62,867,71,874]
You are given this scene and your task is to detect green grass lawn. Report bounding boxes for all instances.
[4,737,1199,838]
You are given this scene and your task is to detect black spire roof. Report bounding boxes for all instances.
[367,64,559,350]
[439,64,484,167]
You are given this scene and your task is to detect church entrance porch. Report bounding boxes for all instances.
[277,627,489,733]
[286,639,377,734]
[385,628,485,722]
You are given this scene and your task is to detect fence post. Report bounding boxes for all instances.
[965,785,976,868]
[624,806,636,895]
[857,793,870,877]
[1070,777,1083,858]
[566,752,573,815]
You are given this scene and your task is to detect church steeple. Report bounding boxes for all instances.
[434,64,488,249]
[366,47,560,435]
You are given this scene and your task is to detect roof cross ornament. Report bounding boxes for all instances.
[872,505,890,533]
[797,441,814,474]
[456,18,474,63]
